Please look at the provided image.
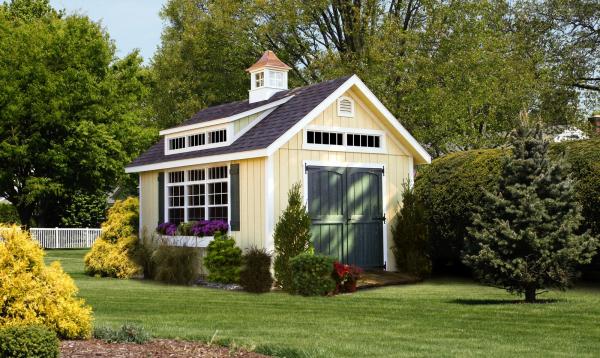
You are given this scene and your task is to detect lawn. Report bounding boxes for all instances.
[46,249,600,357]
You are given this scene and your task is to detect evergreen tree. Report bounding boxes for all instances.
[273,183,312,290]
[463,122,598,302]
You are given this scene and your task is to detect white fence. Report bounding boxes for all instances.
[30,228,102,249]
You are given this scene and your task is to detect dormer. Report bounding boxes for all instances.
[247,50,291,103]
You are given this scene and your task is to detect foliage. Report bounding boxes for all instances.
[0,203,19,224]
[332,262,362,294]
[0,0,156,226]
[0,226,92,339]
[239,247,273,293]
[84,197,141,278]
[204,233,242,283]
[463,124,598,302]
[0,325,59,358]
[289,253,336,296]
[60,190,108,228]
[273,183,313,290]
[152,0,598,154]
[415,148,505,272]
[415,137,600,273]
[93,324,151,344]
[391,184,431,278]
[152,244,202,285]
[133,233,160,279]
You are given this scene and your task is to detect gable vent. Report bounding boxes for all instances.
[337,97,354,117]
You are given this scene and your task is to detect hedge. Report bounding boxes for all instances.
[415,137,600,273]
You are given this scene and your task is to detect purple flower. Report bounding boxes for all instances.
[190,220,229,237]
[156,222,177,236]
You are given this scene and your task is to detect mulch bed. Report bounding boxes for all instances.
[60,339,268,358]
[357,271,421,289]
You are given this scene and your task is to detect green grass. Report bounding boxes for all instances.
[46,249,600,357]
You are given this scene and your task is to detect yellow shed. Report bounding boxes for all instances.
[126,51,430,271]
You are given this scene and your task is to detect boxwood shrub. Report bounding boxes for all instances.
[290,253,335,296]
[0,325,60,358]
[204,234,242,283]
[415,137,600,274]
[239,247,273,293]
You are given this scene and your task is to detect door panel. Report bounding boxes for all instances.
[307,166,384,269]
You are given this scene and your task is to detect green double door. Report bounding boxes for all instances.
[306,166,385,269]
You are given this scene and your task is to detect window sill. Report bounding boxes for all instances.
[157,235,214,248]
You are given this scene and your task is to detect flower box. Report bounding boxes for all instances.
[158,235,214,248]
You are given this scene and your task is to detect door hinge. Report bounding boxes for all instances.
[382,166,385,176]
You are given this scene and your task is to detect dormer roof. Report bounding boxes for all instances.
[246,50,291,72]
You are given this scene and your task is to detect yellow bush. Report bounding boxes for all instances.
[84,197,141,278]
[0,226,92,339]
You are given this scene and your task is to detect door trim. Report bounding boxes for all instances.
[302,160,388,270]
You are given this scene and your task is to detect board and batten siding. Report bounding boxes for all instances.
[272,89,411,271]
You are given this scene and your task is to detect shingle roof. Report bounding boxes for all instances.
[127,76,351,169]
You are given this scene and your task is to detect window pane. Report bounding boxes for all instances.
[209,166,227,179]
[187,184,205,206]
[168,171,184,183]
[307,131,315,144]
[209,206,228,221]
[208,182,228,205]
[374,136,380,148]
[187,207,205,222]
[168,208,184,225]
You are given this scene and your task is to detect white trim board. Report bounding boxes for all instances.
[159,96,294,136]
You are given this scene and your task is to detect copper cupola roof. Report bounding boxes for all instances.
[246,50,292,72]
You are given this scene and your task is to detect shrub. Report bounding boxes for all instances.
[332,262,362,293]
[274,183,312,290]
[415,137,600,273]
[0,203,19,224]
[93,324,151,344]
[0,226,92,339]
[61,190,108,228]
[239,247,273,293]
[84,197,141,278]
[0,325,60,358]
[204,234,242,283]
[290,253,335,296]
[391,184,431,278]
[152,243,202,285]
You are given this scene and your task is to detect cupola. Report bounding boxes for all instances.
[247,50,291,103]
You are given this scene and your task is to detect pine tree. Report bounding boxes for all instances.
[463,123,598,302]
[273,183,312,290]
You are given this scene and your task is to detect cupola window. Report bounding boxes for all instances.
[255,71,265,88]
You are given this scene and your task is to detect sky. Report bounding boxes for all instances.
[49,0,165,63]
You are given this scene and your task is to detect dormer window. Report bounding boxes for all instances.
[255,71,264,88]
[337,96,355,117]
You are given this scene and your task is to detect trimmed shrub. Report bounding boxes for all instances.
[274,183,312,290]
[0,203,19,224]
[239,247,273,293]
[290,253,335,296]
[391,184,431,278]
[0,226,92,339]
[415,137,600,274]
[0,325,59,358]
[204,234,242,283]
[93,324,151,344]
[84,197,141,278]
[152,244,202,285]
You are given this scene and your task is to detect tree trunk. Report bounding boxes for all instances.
[525,287,536,303]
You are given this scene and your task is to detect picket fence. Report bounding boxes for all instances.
[30,228,102,249]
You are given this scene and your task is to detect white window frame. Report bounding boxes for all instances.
[164,123,234,155]
[337,96,355,117]
[254,71,265,88]
[164,163,231,225]
[302,125,386,154]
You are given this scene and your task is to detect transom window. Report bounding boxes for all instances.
[208,129,227,144]
[165,126,230,154]
[305,128,383,151]
[188,133,205,147]
[347,134,381,148]
[307,130,343,146]
[166,166,229,225]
